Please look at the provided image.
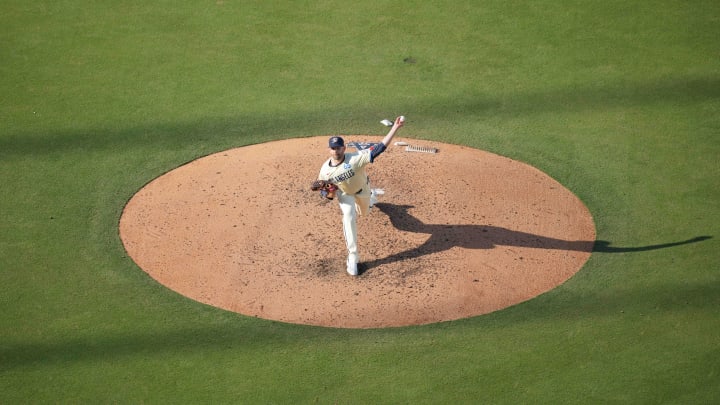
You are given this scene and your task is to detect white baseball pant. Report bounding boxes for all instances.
[337,189,372,262]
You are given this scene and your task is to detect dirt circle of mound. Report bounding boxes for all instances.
[120,136,595,328]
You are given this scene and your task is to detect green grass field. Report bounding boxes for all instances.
[2,1,718,403]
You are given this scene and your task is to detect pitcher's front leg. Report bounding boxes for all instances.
[338,192,359,275]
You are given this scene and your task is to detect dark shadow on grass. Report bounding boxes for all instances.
[1,279,716,370]
[0,322,330,371]
[361,203,711,274]
[2,75,718,158]
[593,236,712,252]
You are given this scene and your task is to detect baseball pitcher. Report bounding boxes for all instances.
[312,116,405,275]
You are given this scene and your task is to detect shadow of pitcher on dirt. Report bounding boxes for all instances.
[361,203,711,274]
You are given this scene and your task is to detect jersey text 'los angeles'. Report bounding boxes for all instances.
[318,149,372,194]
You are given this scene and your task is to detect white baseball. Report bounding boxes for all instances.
[399,115,405,122]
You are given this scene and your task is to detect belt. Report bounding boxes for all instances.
[349,178,369,195]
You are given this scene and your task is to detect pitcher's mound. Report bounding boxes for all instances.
[120,136,595,328]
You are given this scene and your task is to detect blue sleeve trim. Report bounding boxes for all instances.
[369,142,387,162]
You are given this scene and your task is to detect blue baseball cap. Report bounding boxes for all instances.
[329,136,345,148]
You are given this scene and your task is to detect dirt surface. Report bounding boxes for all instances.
[119,136,595,328]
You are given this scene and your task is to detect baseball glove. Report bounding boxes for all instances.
[311,180,327,191]
[311,180,338,200]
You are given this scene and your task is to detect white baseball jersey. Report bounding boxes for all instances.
[318,149,373,196]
